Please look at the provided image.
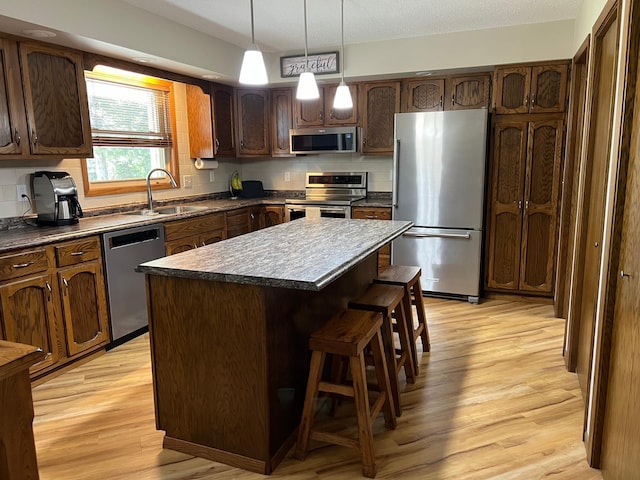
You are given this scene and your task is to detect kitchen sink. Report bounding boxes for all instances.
[124,205,208,216]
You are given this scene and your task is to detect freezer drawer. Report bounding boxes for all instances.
[392,227,482,300]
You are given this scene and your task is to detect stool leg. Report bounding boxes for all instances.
[350,353,377,478]
[295,350,326,460]
[394,299,416,383]
[370,330,397,430]
[402,286,420,374]
[412,278,430,352]
[380,312,402,417]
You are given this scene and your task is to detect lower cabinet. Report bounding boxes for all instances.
[263,206,284,228]
[226,208,251,238]
[0,235,109,378]
[165,212,226,255]
[351,206,392,274]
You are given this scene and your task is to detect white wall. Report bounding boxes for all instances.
[574,0,609,50]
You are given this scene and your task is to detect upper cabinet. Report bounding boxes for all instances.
[0,37,92,159]
[493,62,569,114]
[447,74,491,111]
[270,88,294,157]
[211,83,236,156]
[293,83,358,128]
[360,80,401,155]
[186,84,214,158]
[402,78,445,112]
[235,88,270,157]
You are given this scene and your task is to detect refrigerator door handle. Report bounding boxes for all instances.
[403,231,472,240]
[392,139,400,208]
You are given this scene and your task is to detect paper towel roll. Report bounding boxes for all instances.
[194,158,219,170]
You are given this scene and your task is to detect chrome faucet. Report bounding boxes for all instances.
[146,168,178,212]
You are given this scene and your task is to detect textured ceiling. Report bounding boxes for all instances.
[121,0,584,53]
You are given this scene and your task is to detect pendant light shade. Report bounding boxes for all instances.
[239,0,268,85]
[333,0,352,109]
[296,0,319,100]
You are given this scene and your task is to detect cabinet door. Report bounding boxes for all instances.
[186,84,214,158]
[448,74,491,110]
[530,64,568,114]
[165,236,199,255]
[200,229,226,246]
[360,81,401,154]
[486,121,528,290]
[294,87,325,127]
[226,208,250,238]
[248,206,262,232]
[0,274,58,374]
[236,89,270,156]
[58,261,109,356]
[519,120,563,293]
[402,78,444,112]
[263,206,284,227]
[0,37,28,157]
[324,83,358,125]
[270,88,294,157]
[493,67,531,114]
[19,42,93,156]
[211,83,235,156]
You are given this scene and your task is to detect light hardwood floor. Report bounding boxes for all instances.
[31,298,603,479]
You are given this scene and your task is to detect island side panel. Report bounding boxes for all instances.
[146,274,270,465]
[264,253,378,460]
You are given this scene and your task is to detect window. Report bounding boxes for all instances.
[82,67,180,196]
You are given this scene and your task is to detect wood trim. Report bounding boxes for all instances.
[560,36,590,370]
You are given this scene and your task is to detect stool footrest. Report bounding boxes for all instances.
[319,381,354,398]
[311,430,359,449]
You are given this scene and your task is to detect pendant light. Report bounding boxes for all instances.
[296,0,319,100]
[239,0,268,85]
[333,0,352,109]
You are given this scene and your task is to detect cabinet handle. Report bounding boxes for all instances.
[320,111,324,121]
[70,251,85,256]
[365,215,377,219]
[250,213,255,220]
[240,140,245,149]
[524,95,529,107]
[329,109,334,119]
[439,96,443,108]
[531,93,536,107]
[620,270,632,279]
[525,200,529,210]
[518,201,522,209]
[215,138,220,154]
[12,261,33,269]
[201,241,206,247]
[193,243,199,249]
[32,130,38,146]
[362,138,367,145]
[14,129,21,146]
[451,93,455,106]
[45,280,52,301]
[62,277,69,295]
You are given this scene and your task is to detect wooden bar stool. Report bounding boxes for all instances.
[348,283,416,417]
[374,265,431,374]
[295,309,396,478]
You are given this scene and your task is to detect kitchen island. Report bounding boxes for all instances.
[137,217,412,474]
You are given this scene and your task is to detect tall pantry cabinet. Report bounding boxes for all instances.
[485,62,569,296]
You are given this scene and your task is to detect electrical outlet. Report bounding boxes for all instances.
[16,184,28,201]
[183,175,193,188]
[209,171,215,182]
[284,171,291,182]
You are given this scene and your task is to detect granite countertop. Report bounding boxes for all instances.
[137,217,412,291]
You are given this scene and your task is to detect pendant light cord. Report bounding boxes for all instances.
[340,0,345,82]
[303,0,310,70]
[250,0,256,45]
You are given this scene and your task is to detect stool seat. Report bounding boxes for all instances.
[296,308,396,478]
[375,265,431,372]
[349,283,416,416]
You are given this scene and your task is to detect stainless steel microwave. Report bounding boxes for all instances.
[289,126,357,154]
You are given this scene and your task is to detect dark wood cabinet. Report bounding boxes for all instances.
[360,81,401,154]
[0,37,92,159]
[262,206,284,228]
[19,42,93,157]
[402,78,445,112]
[248,206,262,232]
[235,88,270,157]
[324,83,358,125]
[351,206,392,273]
[294,87,325,127]
[493,63,569,114]
[447,74,491,110]
[486,117,564,294]
[270,88,294,157]
[165,213,226,255]
[211,83,236,157]
[54,236,109,357]
[226,208,250,238]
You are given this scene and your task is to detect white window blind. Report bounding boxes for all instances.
[86,77,173,148]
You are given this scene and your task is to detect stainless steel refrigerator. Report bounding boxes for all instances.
[392,109,488,303]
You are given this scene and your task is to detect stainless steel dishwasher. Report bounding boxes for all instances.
[102,224,165,343]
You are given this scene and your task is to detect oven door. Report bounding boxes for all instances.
[285,204,351,221]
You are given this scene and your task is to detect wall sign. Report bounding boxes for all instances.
[280,52,339,78]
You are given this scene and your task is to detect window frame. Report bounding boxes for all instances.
[81,69,181,197]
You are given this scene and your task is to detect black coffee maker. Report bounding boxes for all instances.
[32,171,84,226]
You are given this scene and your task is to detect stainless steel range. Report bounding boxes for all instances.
[285,172,367,221]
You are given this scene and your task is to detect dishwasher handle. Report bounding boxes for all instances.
[107,227,162,249]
